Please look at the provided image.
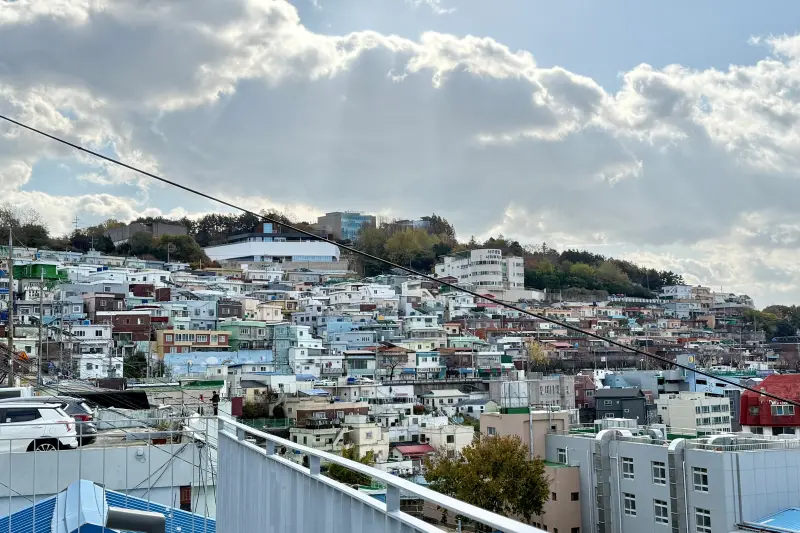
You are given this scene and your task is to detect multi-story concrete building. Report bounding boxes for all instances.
[155,329,230,358]
[595,388,653,424]
[185,300,218,330]
[740,374,800,436]
[434,249,525,290]
[218,319,273,350]
[316,211,376,241]
[655,392,732,436]
[480,409,580,533]
[490,376,576,410]
[274,323,319,373]
[547,426,800,533]
[401,315,447,351]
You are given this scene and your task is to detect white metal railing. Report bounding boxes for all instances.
[218,418,544,533]
[0,416,218,525]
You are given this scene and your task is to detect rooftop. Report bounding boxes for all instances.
[0,479,215,533]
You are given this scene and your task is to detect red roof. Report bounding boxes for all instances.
[393,444,435,457]
[743,374,800,402]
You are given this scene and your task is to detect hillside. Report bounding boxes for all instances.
[4,204,683,297]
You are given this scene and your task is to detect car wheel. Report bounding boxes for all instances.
[33,441,58,452]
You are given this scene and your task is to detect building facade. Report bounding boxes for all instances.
[434,249,524,290]
[316,212,377,241]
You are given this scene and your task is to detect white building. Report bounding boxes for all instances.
[655,391,732,436]
[434,249,524,290]
[422,424,475,456]
[203,241,340,264]
[344,415,390,462]
[421,389,468,417]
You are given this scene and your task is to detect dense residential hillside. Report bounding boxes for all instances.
[7,203,683,298]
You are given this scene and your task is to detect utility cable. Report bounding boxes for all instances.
[0,113,795,407]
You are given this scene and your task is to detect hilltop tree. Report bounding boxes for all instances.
[424,435,550,528]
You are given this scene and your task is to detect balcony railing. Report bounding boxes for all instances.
[217,418,543,533]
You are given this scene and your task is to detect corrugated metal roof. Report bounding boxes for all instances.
[748,507,800,532]
[0,480,215,533]
[106,490,215,533]
[0,497,56,533]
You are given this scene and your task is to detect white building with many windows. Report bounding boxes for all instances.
[655,392,732,436]
[434,249,524,290]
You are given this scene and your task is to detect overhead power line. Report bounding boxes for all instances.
[0,113,794,407]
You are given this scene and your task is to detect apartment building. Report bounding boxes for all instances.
[547,427,800,533]
[479,409,578,533]
[316,211,376,241]
[434,249,524,290]
[218,319,273,350]
[155,329,230,358]
[655,392,732,436]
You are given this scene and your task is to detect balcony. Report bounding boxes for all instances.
[217,419,542,532]
[0,412,542,533]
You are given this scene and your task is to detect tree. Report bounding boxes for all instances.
[526,340,548,368]
[325,446,375,486]
[354,226,390,276]
[774,320,796,338]
[127,231,154,256]
[153,234,210,267]
[378,349,408,380]
[424,435,550,527]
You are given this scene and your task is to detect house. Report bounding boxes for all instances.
[390,443,435,461]
[345,414,390,462]
[455,398,499,419]
[594,387,652,424]
[421,389,468,417]
[741,374,800,436]
[421,424,475,456]
[155,329,230,358]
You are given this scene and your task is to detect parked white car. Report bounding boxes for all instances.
[0,402,79,452]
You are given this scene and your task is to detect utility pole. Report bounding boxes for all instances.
[6,228,14,386]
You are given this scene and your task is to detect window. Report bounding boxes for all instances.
[571,529,580,533]
[571,492,579,501]
[95,330,103,337]
[693,467,708,492]
[695,509,711,533]
[622,457,634,479]
[772,404,795,416]
[623,493,636,516]
[652,461,666,485]
[86,363,94,370]
[446,435,455,444]
[487,427,497,436]
[551,492,557,501]
[603,400,613,406]
[165,334,173,342]
[4,408,41,423]
[557,448,567,464]
[180,486,192,512]
[654,500,669,525]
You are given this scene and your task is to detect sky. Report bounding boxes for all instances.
[2,1,800,306]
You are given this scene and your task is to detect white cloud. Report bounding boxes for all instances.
[2,1,800,304]
[405,0,455,16]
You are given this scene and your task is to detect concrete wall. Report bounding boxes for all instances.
[0,443,213,516]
